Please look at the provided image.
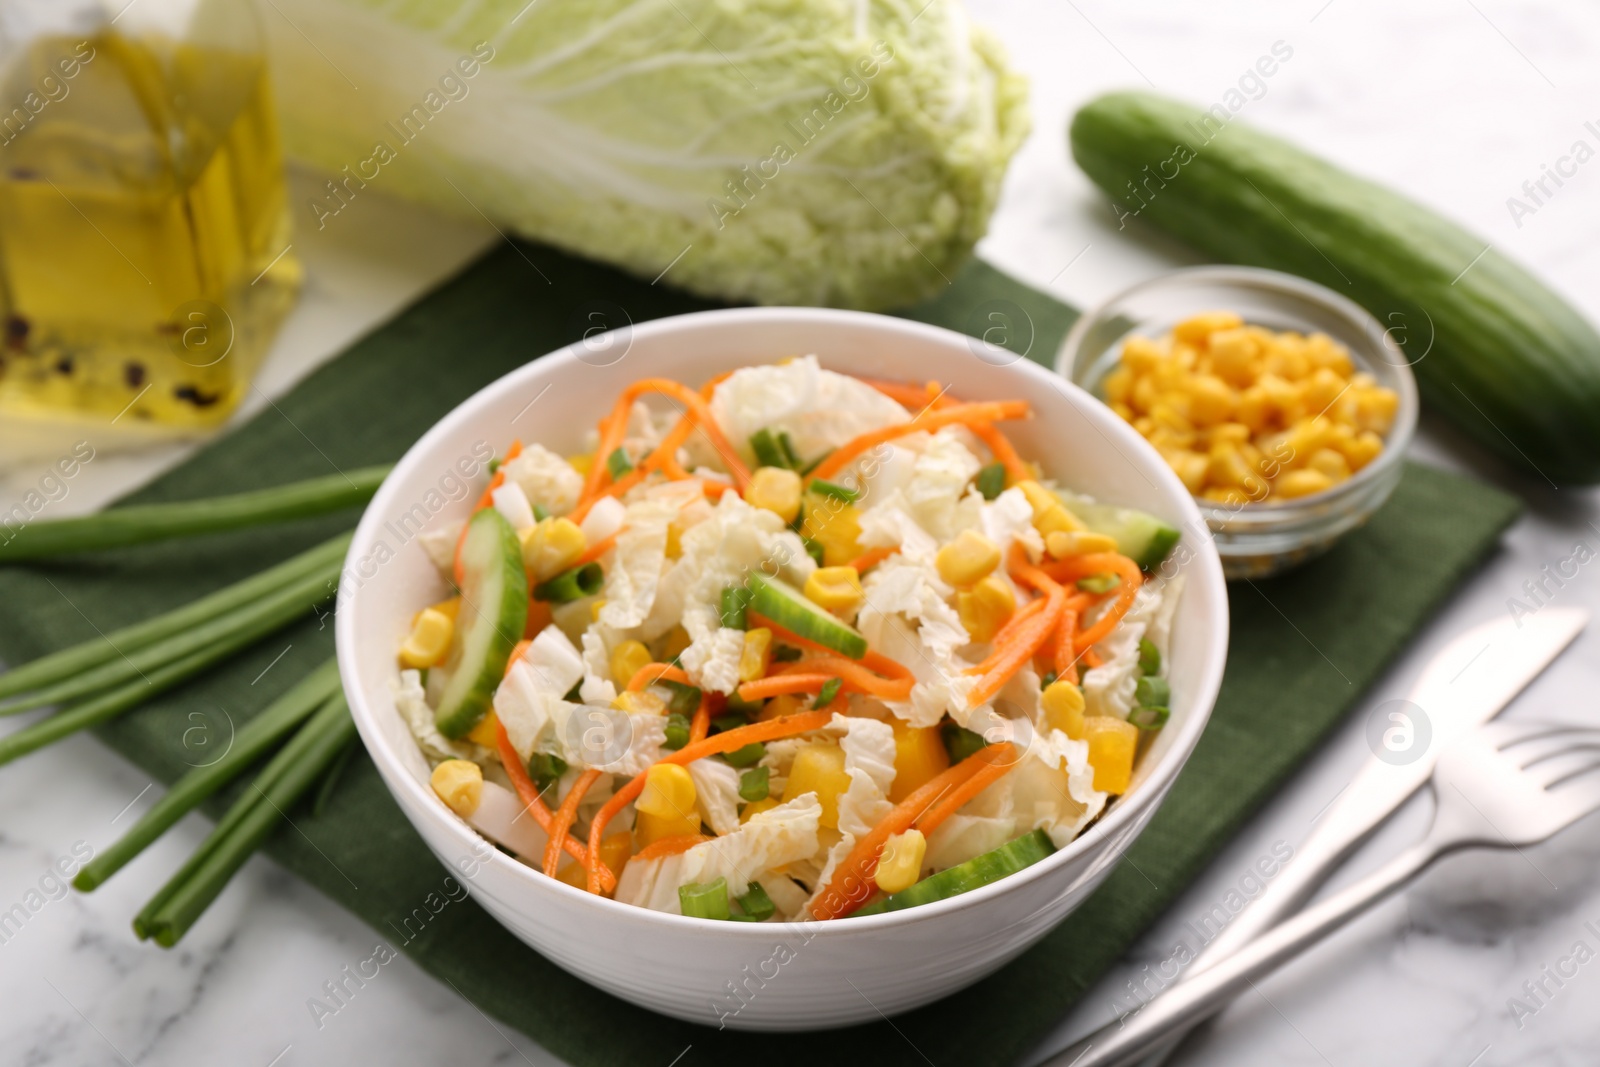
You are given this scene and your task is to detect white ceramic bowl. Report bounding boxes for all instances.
[336,307,1229,1031]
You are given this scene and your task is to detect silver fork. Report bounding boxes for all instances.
[1039,720,1600,1067]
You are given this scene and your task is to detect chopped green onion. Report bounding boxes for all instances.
[1138,639,1161,676]
[802,538,825,566]
[771,644,803,663]
[975,462,1006,501]
[777,432,804,470]
[73,659,341,892]
[807,478,859,502]
[135,693,357,947]
[678,878,731,920]
[1077,573,1122,595]
[531,502,551,522]
[1040,671,1058,690]
[738,767,770,802]
[487,457,502,475]
[940,721,987,764]
[749,429,790,469]
[711,712,748,733]
[0,470,387,563]
[815,677,842,707]
[606,447,634,479]
[720,585,752,630]
[528,753,569,798]
[723,742,766,768]
[663,712,691,750]
[662,680,702,716]
[1135,676,1170,709]
[311,734,359,818]
[1128,705,1170,730]
[534,562,604,603]
[734,881,775,920]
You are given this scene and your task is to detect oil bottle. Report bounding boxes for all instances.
[0,0,299,430]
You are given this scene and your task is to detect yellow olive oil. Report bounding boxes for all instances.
[0,32,298,427]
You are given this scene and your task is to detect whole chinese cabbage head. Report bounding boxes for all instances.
[264,0,1029,309]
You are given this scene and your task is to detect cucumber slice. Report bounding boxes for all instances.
[853,829,1055,916]
[746,572,867,659]
[1058,494,1180,570]
[434,509,529,738]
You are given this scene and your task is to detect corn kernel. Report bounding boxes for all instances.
[746,466,803,523]
[803,500,863,566]
[803,567,864,614]
[1202,486,1252,507]
[1017,480,1084,539]
[739,627,774,682]
[1342,430,1385,471]
[1210,422,1252,444]
[1185,374,1237,426]
[1083,716,1140,794]
[1046,530,1119,559]
[465,709,501,748]
[1275,468,1334,498]
[634,809,703,847]
[613,690,668,715]
[425,596,461,621]
[740,797,781,823]
[520,517,588,581]
[936,530,1002,587]
[1236,385,1273,433]
[567,453,593,476]
[659,624,692,663]
[610,639,653,689]
[1207,328,1259,387]
[1121,335,1166,372]
[957,575,1016,643]
[1041,680,1087,739]
[783,743,852,830]
[430,759,483,817]
[1167,449,1211,495]
[1354,387,1399,435]
[874,829,927,894]
[1103,365,1134,403]
[636,763,697,820]
[889,721,950,803]
[1173,310,1242,344]
[400,607,455,669]
[1307,448,1351,482]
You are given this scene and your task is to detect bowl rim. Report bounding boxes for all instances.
[337,305,1230,937]
[1053,264,1419,517]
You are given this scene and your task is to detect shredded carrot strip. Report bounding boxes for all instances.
[585,711,833,893]
[968,422,1031,485]
[1052,604,1080,683]
[808,400,1032,480]
[1083,647,1104,669]
[747,612,912,680]
[737,673,835,701]
[573,529,621,567]
[846,546,898,573]
[965,547,1066,708]
[914,744,1018,836]
[632,834,710,862]
[578,379,751,512]
[688,692,714,744]
[494,720,614,891]
[626,663,692,692]
[808,745,1013,920]
[1041,553,1145,651]
[504,639,531,677]
[543,768,603,877]
[794,655,914,701]
[856,376,958,409]
[569,414,703,524]
[525,599,552,640]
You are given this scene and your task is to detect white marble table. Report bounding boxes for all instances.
[3,2,1599,1064]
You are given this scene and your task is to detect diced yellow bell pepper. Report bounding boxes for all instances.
[659,624,692,663]
[464,709,501,748]
[888,721,950,803]
[1016,480,1085,539]
[739,627,774,683]
[1082,716,1140,795]
[567,453,593,476]
[634,809,703,847]
[430,760,483,817]
[400,607,454,669]
[519,517,587,581]
[759,692,807,721]
[1040,680,1086,740]
[740,796,781,823]
[613,690,667,715]
[636,763,697,820]
[783,743,851,830]
[874,829,927,894]
[802,499,863,566]
[598,831,633,878]
[1045,530,1119,560]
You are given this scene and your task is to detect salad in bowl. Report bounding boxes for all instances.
[393,355,1185,923]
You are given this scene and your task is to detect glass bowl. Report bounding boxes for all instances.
[1056,266,1418,580]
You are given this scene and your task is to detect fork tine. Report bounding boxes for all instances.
[1540,755,1600,791]
[1518,738,1600,772]
[1485,721,1600,752]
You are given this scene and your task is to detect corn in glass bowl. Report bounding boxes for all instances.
[1056,266,1418,579]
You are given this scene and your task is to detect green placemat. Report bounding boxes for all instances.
[0,244,1520,1067]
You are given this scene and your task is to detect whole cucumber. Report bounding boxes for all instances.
[1069,90,1600,486]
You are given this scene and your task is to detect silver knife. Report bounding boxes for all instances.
[1043,606,1588,1067]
